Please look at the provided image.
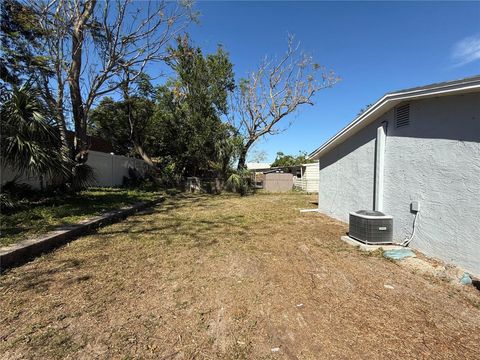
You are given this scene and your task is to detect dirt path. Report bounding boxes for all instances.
[1,193,479,359]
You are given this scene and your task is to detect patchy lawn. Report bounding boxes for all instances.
[0,187,161,247]
[1,193,479,359]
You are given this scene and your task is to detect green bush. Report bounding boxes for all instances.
[226,170,252,196]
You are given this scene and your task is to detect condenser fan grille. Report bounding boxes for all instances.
[349,211,393,244]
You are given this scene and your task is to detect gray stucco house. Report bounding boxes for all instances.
[309,76,480,275]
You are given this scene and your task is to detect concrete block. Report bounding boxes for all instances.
[0,197,164,272]
[340,235,404,252]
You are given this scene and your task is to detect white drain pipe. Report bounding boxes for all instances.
[374,123,387,212]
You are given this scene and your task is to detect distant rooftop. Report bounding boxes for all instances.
[246,163,271,170]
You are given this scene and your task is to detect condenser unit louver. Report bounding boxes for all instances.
[349,210,393,244]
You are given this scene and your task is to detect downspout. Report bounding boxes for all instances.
[374,122,387,211]
[300,165,304,190]
[318,160,321,210]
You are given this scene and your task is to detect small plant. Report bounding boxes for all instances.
[0,179,34,212]
[0,192,14,211]
[123,167,144,187]
[70,163,96,191]
[226,170,252,196]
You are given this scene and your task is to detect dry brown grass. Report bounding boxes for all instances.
[1,193,479,359]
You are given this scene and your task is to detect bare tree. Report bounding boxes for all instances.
[232,35,340,170]
[33,1,71,161]
[31,0,195,165]
[249,149,268,163]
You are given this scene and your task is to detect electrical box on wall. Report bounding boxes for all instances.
[411,201,420,212]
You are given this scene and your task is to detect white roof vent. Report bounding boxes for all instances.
[395,104,410,128]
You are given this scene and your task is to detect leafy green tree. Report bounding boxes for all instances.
[153,36,237,177]
[271,151,313,167]
[89,96,156,159]
[8,0,194,180]
[89,97,130,155]
[0,0,50,87]
[90,36,239,179]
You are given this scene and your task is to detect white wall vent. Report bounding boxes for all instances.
[395,104,410,128]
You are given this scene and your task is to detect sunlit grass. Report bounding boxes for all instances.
[0,187,161,247]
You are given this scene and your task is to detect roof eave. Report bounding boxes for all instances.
[309,78,480,160]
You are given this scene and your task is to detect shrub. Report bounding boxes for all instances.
[0,179,33,212]
[70,163,96,191]
[226,170,252,196]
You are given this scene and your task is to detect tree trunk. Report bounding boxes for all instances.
[237,139,254,171]
[121,69,155,168]
[237,148,248,171]
[68,0,96,165]
[56,90,71,161]
[69,29,87,163]
[134,144,154,167]
[57,115,70,156]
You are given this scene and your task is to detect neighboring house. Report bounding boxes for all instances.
[294,162,320,193]
[66,131,115,154]
[246,163,273,188]
[1,132,150,188]
[246,162,272,171]
[309,76,480,275]
[250,165,299,192]
[247,162,319,192]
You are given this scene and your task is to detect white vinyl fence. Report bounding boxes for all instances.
[86,151,149,186]
[0,150,150,189]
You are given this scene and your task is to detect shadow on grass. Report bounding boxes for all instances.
[0,188,161,246]
[0,193,243,290]
[97,193,250,248]
[1,257,86,291]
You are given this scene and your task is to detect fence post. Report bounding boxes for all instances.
[110,152,114,187]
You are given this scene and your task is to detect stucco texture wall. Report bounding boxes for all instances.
[318,120,380,221]
[318,92,480,275]
[383,93,480,275]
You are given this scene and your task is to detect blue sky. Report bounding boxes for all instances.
[181,1,480,163]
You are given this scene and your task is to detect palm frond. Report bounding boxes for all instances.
[71,163,96,190]
[0,83,69,178]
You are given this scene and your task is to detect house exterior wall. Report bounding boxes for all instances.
[1,151,149,188]
[318,120,379,220]
[303,163,320,193]
[318,92,480,275]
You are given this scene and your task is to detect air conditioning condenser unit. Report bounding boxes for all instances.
[349,210,393,244]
